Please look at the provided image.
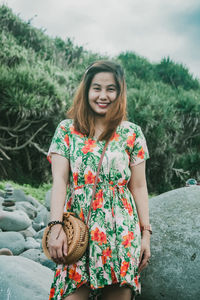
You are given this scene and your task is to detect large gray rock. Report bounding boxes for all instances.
[139,186,200,300]
[0,231,26,255]
[0,209,31,231]
[13,189,41,208]
[0,255,53,300]
[34,205,50,227]
[20,248,56,270]
[24,237,40,250]
[16,201,37,219]
[19,225,37,238]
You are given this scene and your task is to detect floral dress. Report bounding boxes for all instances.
[47,119,149,300]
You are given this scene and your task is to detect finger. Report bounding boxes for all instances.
[57,247,64,262]
[139,248,144,263]
[138,255,151,272]
[63,240,68,257]
[139,261,148,273]
[51,249,59,264]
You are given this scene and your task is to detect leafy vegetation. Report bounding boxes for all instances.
[0,5,199,194]
[0,180,51,203]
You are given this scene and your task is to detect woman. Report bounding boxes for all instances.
[47,60,151,300]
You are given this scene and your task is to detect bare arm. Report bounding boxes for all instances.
[50,153,69,221]
[128,161,151,272]
[48,153,69,263]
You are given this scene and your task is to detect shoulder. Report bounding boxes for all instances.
[59,119,73,129]
[120,120,142,134]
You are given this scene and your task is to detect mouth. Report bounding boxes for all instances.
[96,102,110,108]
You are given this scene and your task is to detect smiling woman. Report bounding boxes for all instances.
[88,72,118,116]
[46,60,151,300]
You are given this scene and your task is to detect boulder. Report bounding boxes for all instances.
[0,209,31,231]
[0,255,53,300]
[34,205,50,227]
[34,228,45,239]
[24,237,40,250]
[0,248,13,255]
[20,248,56,270]
[0,232,26,255]
[13,189,41,208]
[19,225,37,238]
[139,186,200,300]
[16,201,37,219]
[32,221,44,232]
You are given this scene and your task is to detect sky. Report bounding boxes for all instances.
[2,0,200,79]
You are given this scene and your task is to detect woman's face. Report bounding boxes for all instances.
[88,72,118,116]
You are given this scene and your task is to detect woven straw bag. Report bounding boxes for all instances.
[42,142,108,264]
[42,212,89,264]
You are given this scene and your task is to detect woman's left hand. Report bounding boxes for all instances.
[138,232,151,273]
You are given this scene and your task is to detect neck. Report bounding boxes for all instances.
[94,116,106,139]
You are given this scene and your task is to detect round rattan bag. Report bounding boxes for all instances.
[42,212,89,265]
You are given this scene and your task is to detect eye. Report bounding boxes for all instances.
[108,88,116,92]
[93,87,100,91]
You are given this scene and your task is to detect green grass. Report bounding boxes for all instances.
[0,180,52,204]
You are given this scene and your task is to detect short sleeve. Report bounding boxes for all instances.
[47,120,70,163]
[130,126,149,167]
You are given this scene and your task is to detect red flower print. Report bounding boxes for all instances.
[112,207,114,217]
[99,232,107,245]
[127,133,136,147]
[110,132,120,141]
[84,170,95,184]
[134,275,140,288]
[60,125,67,132]
[137,147,145,159]
[92,199,103,210]
[101,255,107,264]
[81,139,96,154]
[91,227,100,242]
[102,247,112,257]
[120,261,129,277]
[73,271,82,283]
[79,208,85,221]
[55,269,61,277]
[66,197,72,210]
[69,266,82,283]
[91,227,107,245]
[77,279,87,289]
[70,126,84,137]
[64,134,69,147]
[111,266,118,283]
[121,198,133,216]
[122,231,134,248]
[49,287,55,299]
[60,289,64,296]
[73,172,78,186]
[92,189,103,210]
[118,179,127,186]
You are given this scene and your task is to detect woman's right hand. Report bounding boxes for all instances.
[47,224,68,264]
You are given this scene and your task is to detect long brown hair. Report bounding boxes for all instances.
[67,60,127,141]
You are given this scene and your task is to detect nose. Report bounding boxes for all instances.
[99,89,107,100]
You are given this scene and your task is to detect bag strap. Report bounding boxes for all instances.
[86,141,109,226]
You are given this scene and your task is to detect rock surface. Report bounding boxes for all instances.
[0,231,26,255]
[0,255,53,300]
[0,209,31,231]
[20,248,56,270]
[0,248,13,255]
[139,186,200,300]
[16,201,37,219]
